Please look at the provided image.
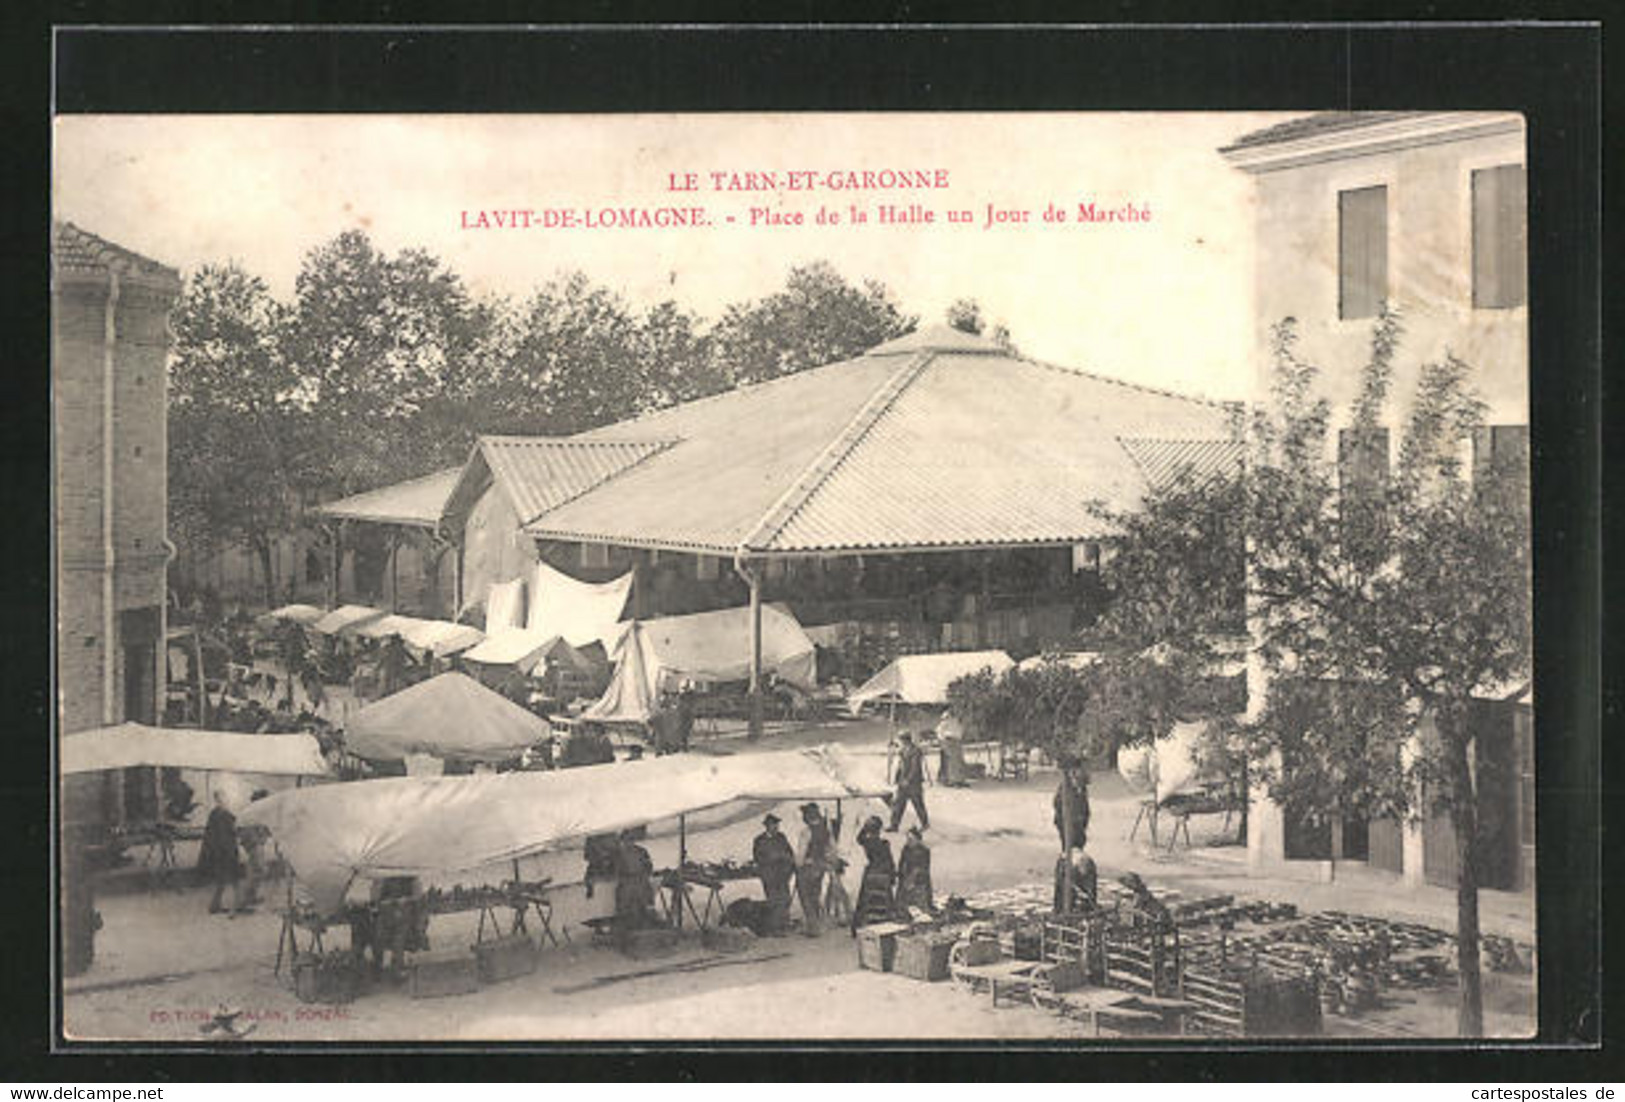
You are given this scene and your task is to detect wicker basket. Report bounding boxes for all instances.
[894,935,954,982]
[293,951,360,1005]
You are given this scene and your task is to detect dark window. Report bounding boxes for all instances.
[1472,164,1527,309]
[1338,186,1388,320]
[1339,427,1390,568]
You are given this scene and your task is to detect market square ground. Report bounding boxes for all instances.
[63,720,1534,1043]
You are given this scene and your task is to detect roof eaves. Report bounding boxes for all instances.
[519,527,739,556]
[741,350,938,554]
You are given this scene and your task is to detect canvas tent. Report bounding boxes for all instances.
[61,723,330,778]
[240,743,888,913]
[343,672,551,765]
[463,628,590,675]
[847,650,1015,714]
[524,560,632,649]
[583,605,817,725]
[1115,720,1209,806]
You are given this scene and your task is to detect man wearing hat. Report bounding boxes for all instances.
[793,803,833,937]
[887,731,929,832]
[752,812,797,936]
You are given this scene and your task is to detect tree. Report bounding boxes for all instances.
[946,298,1018,353]
[495,271,647,435]
[946,298,985,335]
[712,261,916,385]
[168,264,304,605]
[282,230,496,492]
[1241,310,1531,1037]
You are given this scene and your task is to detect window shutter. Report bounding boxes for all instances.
[1473,164,1526,309]
[1339,186,1388,320]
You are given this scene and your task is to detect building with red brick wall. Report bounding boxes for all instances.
[54,222,181,831]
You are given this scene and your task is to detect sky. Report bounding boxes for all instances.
[53,112,1297,402]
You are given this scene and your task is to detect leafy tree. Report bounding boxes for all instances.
[639,299,730,407]
[712,261,916,385]
[282,230,495,491]
[496,272,646,434]
[946,298,985,335]
[946,297,1018,353]
[168,263,304,605]
[1242,311,1530,1037]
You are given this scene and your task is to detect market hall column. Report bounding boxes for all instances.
[734,552,764,741]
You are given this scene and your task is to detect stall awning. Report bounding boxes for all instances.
[847,650,1015,712]
[343,672,551,765]
[61,723,330,777]
[311,604,387,636]
[584,605,818,724]
[463,629,587,674]
[241,743,889,913]
[396,619,485,658]
[342,614,484,657]
[259,603,327,627]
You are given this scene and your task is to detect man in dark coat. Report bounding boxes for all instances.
[896,826,934,914]
[752,813,797,936]
[887,731,929,831]
[1054,765,1091,850]
[197,791,243,916]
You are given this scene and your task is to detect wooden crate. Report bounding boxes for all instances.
[474,933,537,985]
[408,947,480,999]
[1181,963,1323,1037]
[857,922,909,972]
[1103,927,1181,998]
[1042,915,1108,983]
[894,935,954,982]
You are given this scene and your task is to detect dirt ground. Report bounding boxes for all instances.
[62,718,1536,1042]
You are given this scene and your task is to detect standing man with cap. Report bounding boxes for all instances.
[752,812,797,936]
[887,731,929,832]
[793,803,832,936]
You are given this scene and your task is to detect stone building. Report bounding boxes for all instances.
[1222,113,1533,893]
[54,222,181,829]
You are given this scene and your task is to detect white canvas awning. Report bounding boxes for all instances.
[311,604,387,636]
[259,603,327,627]
[584,605,817,724]
[525,561,632,648]
[61,723,330,777]
[242,743,888,914]
[396,619,484,658]
[462,628,573,673]
[847,650,1015,713]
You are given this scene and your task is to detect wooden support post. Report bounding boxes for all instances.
[389,531,401,614]
[328,522,342,610]
[748,566,763,741]
[454,542,465,621]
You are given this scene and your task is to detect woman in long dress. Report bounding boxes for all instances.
[850,815,896,934]
[896,826,933,914]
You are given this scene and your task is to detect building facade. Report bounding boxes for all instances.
[54,222,182,829]
[1223,113,1532,892]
